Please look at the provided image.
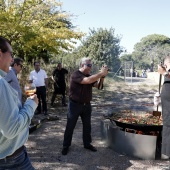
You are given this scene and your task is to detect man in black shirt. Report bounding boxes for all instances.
[51,63,68,106]
[62,57,108,155]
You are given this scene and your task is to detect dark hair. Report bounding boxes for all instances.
[0,36,11,53]
[11,57,24,67]
[34,61,40,66]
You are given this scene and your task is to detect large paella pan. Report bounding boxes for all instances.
[104,109,163,132]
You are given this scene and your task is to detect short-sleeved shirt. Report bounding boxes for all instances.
[52,68,68,84]
[69,70,94,103]
[29,69,47,87]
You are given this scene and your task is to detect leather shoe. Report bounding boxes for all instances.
[84,145,97,152]
[35,111,41,115]
[62,147,69,155]
[62,103,67,107]
[44,111,48,115]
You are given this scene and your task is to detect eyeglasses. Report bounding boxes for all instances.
[18,64,23,68]
[7,51,13,58]
[85,64,92,67]
[35,65,40,67]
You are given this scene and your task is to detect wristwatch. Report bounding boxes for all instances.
[163,71,169,77]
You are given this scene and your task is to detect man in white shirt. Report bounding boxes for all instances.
[29,61,48,115]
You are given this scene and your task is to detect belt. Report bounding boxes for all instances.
[70,98,90,105]
[164,81,170,84]
[36,86,45,88]
[1,146,24,160]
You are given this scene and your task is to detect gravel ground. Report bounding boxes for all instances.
[26,77,169,170]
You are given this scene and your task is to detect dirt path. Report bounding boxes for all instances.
[26,79,168,170]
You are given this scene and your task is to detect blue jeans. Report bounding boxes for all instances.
[0,147,35,170]
[63,100,92,147]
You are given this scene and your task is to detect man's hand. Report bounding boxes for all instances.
[158,64,166,75]
[100,65,109,77]
[29,94,39,105]
[153,92,161,106]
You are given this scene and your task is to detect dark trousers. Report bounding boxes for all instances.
[63,100,92,147]
[36,86,47,113]
[51,83,66,105]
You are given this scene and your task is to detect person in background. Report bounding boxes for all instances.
[0,36,38,169]
[62,57,108,155]
[29,61,48,115]
[158,56,170,168]
[51,63,68,106]
[130,68,133,77]
[5,57,23,104]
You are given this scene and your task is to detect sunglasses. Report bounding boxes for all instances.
[18,64,23,68]
[85,64,92,67]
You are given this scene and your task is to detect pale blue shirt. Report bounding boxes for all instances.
[5,67,22,103]
[0,69,37,159]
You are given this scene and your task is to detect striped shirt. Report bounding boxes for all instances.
[0,69,37,159]
[5,67,22,103]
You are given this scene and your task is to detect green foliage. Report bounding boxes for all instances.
[132,34,170,70]
[0,0,84,61]
[74,28,123,71]
[119,54,133,63]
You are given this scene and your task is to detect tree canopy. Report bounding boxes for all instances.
[134,34,170,62]
[121,34,170,70]
[0,0,84,61]
[75,28,123,71]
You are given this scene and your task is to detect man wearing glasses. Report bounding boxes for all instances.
[62,57,108,155]
[5,57,23,103]
[0,36,38,169]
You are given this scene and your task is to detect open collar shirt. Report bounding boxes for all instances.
[29,69,47,87]
[0,69,37,159]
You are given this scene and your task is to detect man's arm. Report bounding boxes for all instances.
[51,69,56,81]
[65,69,68,74]
[29,72,33,83]
[0,80,37,139]
[93,77,105,89]
[45,78,48,88]
[81,66,108,84]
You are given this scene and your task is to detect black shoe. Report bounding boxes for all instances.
[35,111,41,115]
[62,147,69,155]
[44,111,48,115]
[84,145,97,152]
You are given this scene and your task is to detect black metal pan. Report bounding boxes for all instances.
[112,119,162,132]
[103,115,162,132]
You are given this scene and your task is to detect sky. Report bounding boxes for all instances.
[61,0,170,53]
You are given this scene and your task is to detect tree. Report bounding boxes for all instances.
[119,54,133,63]
[75,28,123,71]
[0,0,84,61]
[133,34,170,71]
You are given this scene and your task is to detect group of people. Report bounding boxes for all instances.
[0,36,108,169]
[28,61,69,115]
[1,35,170,169]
